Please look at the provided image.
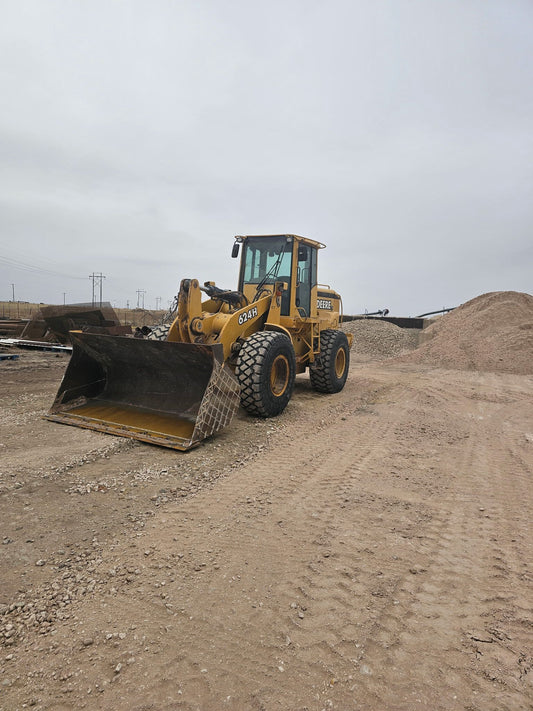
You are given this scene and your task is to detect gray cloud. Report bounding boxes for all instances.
[1,0,532,314]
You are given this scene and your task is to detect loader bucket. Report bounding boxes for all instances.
[46,332,241,451]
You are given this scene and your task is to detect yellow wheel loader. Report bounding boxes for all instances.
[47,234,352,450]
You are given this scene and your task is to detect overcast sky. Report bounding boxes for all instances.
[1,0,531,315]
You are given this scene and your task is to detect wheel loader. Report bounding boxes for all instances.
[46,234,353,450]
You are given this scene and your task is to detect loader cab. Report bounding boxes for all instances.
[237,234,321,319]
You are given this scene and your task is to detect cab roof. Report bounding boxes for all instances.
[235,234,326,250]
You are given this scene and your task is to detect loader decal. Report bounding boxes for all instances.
[238,306,258,325]
[317,299,333,311]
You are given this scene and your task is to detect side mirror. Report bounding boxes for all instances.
[231,242,240,258]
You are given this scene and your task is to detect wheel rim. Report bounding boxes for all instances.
[334,347,346,378]
[270,354,290,396]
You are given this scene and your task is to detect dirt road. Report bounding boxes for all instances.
[1,352,532,710]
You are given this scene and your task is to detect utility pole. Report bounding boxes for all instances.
[155,296,162,310]
[136,289,146,308]
[11,283,15,302]
[63,292,66,305]
[89,273,106,307]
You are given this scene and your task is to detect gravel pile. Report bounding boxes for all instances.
[341,319,420,361]
[395,291,533,375]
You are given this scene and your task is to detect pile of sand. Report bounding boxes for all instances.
[342,319,420,361]
[396,291,533,375]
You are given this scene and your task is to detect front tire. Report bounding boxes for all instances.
[236,332,296,417]
[310,329,350,393]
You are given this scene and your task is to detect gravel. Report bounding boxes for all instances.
[395,291,533,374]
[342,319,420,361]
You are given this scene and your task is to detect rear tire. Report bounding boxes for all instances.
[310,329,350,393]
[236,332,296,417]
[147,324,171,341]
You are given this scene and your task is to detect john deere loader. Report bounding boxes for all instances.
[47,235,352,450]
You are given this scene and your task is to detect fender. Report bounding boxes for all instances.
[264,322,292,340]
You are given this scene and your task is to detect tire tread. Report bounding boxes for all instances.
[310,329,349,394]
[236,331,296,417]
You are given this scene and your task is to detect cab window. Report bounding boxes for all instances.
[242,236,293,285]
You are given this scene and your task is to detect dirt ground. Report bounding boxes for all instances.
[1,343,532,710]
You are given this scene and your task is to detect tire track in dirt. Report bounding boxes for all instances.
[6,375,393,710]
[446,372,533,709]
[66,374,446,710]
[340,369,533,711]
[2,367,532,711]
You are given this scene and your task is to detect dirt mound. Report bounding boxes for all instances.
[342,318,420,361]
[397,291,533,374]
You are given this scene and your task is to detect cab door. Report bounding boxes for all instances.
[295,243,317,318]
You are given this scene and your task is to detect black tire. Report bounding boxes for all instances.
[309,329,350,393]
[147,324,171,341]
[236,331,296,417]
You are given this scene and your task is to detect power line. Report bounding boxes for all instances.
[89,273,106,306]
[0,253,86,280]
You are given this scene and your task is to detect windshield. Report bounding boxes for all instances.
[242,236,293,285]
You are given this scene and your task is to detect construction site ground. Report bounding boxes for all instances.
[1,315,532,710]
